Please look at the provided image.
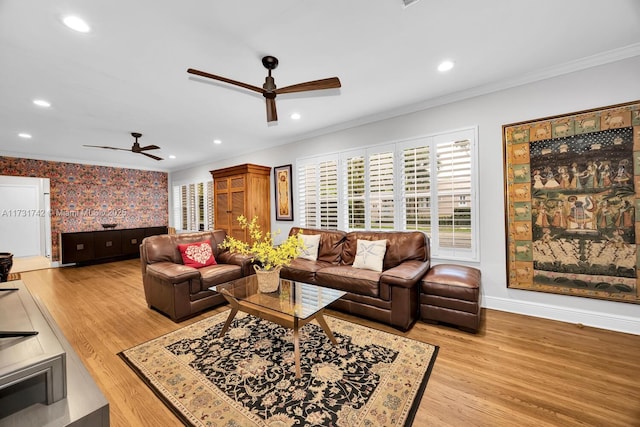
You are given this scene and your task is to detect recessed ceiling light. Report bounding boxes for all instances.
[63,15,90,33]
[437,60,455,72]
[291,113,301,120]
[169,155,176,159]
[213,139,222,145]
[18,133,32,139]
[33,99,51,108]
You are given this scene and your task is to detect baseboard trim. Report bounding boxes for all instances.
[484,296,640,336]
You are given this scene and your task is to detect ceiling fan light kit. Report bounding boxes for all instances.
[83,132,163,161]
[188,55,341,123]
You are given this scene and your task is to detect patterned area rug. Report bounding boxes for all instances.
[119,311,438,426]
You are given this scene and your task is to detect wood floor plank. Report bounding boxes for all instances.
[19,259,640,427]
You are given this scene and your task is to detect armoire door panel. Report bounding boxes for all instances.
[211,164,271,243]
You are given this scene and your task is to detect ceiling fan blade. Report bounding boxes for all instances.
[266,97,277,122]
[187,68,264,94]
[141,152,163,161]
[138,144,160,151]
[82,145,130,151]
[276,77,341,94]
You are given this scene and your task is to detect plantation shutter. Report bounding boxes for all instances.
[319,159,338,229]
[186,184,196,231]
[402,144,431,233]
[435,138,472,253]
[180,185,188,230]
[172,185,182,231]
[343,153,366,230]
[206,181,214,230]
[369,151,395,230]
[173,181,215,232]
[297,163,317,227]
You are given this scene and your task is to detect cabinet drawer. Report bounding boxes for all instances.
[94,230,122,258]
[121,228,146,256]
[61,232,95,263]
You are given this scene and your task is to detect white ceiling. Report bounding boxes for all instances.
[1,0,639,172]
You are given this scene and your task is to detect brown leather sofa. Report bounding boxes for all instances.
[140,230,253,321]
[280,227,430,331]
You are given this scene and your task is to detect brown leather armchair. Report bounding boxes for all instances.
[140,230,252,321]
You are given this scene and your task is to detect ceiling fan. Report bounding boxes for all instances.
[83,132,163,161]
[187,55,341,122]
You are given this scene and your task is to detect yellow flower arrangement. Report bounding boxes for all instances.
[219,215,303,271]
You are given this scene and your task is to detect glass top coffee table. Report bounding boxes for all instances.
[211,275,346,378]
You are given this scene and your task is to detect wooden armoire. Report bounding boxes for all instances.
[210,164,271,242]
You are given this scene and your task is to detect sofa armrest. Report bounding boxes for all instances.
[380,260,431,288]
[146,262,201,284]
[216,251,254,276]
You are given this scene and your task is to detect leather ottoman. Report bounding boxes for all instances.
[420,264,481,333]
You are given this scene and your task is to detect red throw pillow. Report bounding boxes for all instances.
[178,241,217,268]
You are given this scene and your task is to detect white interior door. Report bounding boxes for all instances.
[0,176,50,258]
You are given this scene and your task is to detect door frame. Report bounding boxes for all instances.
[0,175,52,260]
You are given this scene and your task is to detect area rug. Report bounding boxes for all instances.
[119,310,438,426]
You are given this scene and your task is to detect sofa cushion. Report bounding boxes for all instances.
[289,227,346,264]
[178,241,217,268]
[352,239,387,272]
[342,231,428,270]
[281,258,334,284]
[298,234,321,261]
[198,264,244,291]
[316,265,381,298]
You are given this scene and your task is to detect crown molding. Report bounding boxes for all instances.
[296,43,640,143]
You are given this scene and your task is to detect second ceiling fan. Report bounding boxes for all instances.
[187,55,341,123]
[83,132,163,161]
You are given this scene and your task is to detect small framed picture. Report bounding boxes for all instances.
[274,164,294,221]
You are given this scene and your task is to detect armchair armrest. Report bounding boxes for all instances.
[380,260,431,288]
[146,262,200,284]
[216,251,254,276]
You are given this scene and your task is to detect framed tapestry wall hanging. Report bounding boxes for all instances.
[503,100,640,303]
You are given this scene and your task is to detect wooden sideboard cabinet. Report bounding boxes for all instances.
[60,226,168,264]
[210,164,271,243]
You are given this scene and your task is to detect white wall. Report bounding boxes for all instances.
[171,55,640,335]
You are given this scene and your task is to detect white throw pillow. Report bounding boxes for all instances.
[298,234,321,261]
[352,239,387,272]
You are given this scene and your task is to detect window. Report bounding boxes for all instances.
[344,154,365,229]
[368,150,395,230]
[400,131,475,259]
[296,127,478,261]
[172,181,214,231]
[297,156,339,229]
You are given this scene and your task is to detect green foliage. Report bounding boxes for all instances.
[439,207,471,226]
[219,216,303,270]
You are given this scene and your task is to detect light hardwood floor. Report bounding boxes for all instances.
[19,259,640,427]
